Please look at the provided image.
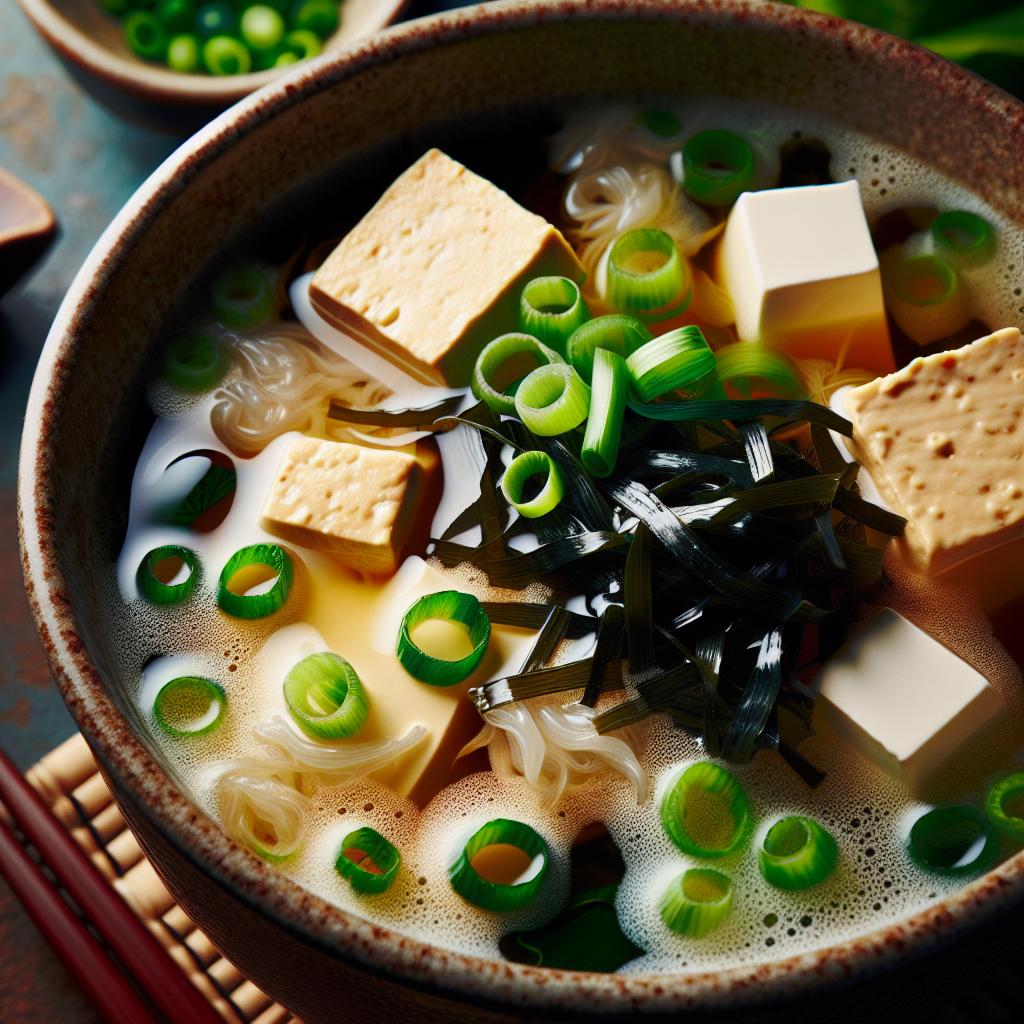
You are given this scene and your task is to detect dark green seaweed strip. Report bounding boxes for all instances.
[671,474,843,527]
[655,625,726,757]
[810,422,853,475]
[488,656,627,706]
[482,602,596,638]
[593,662,701,734]
[738,420,774,482]
[327,394,464,428]
[618,449,752,488]
[172,464,236,527]
[833,487,907,536]
[605,478,804,618]
[628,397,853,436]
[521,605,574,674]
[815,509,847,572]
[624,525,657,682]
[720,626,783,763]
[432,531,627,590]
[582,604,626,708]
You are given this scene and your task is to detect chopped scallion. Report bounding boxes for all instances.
[336,827,401,894]
[626,325,716,402]
[397,591,490,686]
[681,130,755,207]
[472,333,563,416]
[606,228,690,317]
[501,451,565,519]
[581,348,628,478]
[283,652,368,740]
[661,761,750,858]
[659,868,733,937]
[211,266,272,328]
[908,805,998,877]
[519,277,589,355]
[163,333,227,393]
[931,209,995,267]
[514,363,590,436]
[137,544,199,605]
[449,818,549,912]
[566,314,651,382]
[217,543,294,619]
[984,773,1024,841]
[758,815,837,890]
[153,676,225,738]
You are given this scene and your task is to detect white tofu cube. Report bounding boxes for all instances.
[815,609,1003,789]
[717,181,895,373]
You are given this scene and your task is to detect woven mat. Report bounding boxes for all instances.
[9,732,297,1024]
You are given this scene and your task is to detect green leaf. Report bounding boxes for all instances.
[508,886,643,972]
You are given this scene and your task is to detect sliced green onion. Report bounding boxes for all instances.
[397,591,490,686]
[195,1,237,38]
[514,364,590,436]
[162,333,227,393]
[282,28,322,60]
[472,333,563,416]
[519,277,589,355]
[984,773,1024,841]
[283,652,368,739]
[931,209,995,266]
[154,0,196,34]
[124,12,168,62]
[153,676,225,738]
[661,761,750,858]
[336,827,400,894]
[908,805,999,877]
[714,342,803,400]
[581,348,628,478]
[167,34,201,73]
[606,228,690,317]
[882,253,968,346]
[202,35,252,75]
[626,325,716,403]
[212,266,271,327]
[290,0,341,38]
[758,816,838,890]
[241,5,286,50]
[217,543,293,619]
[681,130,755,208]
[659,868,733,938]
[449,818,549,912]
[137,545,199,605]
[567,314,652,382]
[501,451,565,519]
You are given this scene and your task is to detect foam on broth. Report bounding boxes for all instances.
[109,98,1024,973]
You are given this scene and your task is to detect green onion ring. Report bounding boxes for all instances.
[162,334,227,393]
[217,544,294,620]
[581,348,628,478]
[984,773,1024,841]
[626,325,716,403]
[397,591,491,686]
[681,130,755,208]
[336,827,401,894]
[606,228,690,316]
[472,333,564,416]
[659,868,733,938]
[758,816,838,890]
[566,314,652,382]
[661,761,751,858]
[931,209,995,266]
[211,266,272,328]
[449,818,549,912]
[888,254,959,307]
[153,677,226,739]
[713,342,803,400]
[519,277,589,355]
[137,545,199,605]
[283,652,368,740]
[636,109,682,138]
[514,363,590,436]
[908,805,999,877]
[501,451,565,519]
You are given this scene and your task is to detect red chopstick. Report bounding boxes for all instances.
[0,748,223,1024]
[0,816,158,1024]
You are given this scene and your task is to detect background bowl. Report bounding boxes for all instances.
[15,0,407,133]
[18,0,1024,1020]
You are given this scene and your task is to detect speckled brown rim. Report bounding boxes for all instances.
[17,0,1024,1015]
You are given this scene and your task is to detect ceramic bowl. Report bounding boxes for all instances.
[0,168,57,296]
[19,1,1024,1020]
[15,0,407,133]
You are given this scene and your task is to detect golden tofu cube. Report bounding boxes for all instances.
[845,327,1024,577]
[262,437,424,575]
[309,148,585,386]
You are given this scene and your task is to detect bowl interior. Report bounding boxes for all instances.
[22,1,1024,1013]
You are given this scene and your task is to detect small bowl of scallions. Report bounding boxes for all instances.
[15,0,407,133]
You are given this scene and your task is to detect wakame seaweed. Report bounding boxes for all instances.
[419,392,896,774]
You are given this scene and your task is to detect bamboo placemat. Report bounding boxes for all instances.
[5,732,297,1024]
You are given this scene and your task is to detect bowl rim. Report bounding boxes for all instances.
[15,0,408,106]
[18,0,1024,1014]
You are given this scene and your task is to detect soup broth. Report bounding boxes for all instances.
[112,98,1024,973]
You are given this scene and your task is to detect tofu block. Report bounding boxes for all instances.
[845,327,1024,578]
[717,181,895,374]
[262,437,424,576]
[815,609,1004,789]
[310,149,585,386]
